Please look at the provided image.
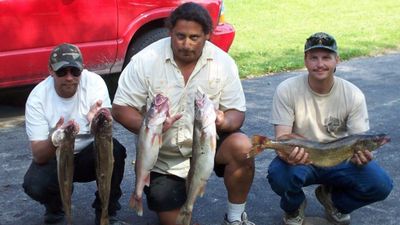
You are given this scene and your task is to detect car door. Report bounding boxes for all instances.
[0,0,118,88]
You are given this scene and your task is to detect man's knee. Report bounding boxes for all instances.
[23,174,52,202]
[222,133,252,161]
[23,161,59,202]
[268,160,306,194]
[361,175,393,201]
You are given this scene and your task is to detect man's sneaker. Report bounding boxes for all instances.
[315,185,351,225]
[44,204,64,224]
[283,199,306,225]
[222,212,256,225]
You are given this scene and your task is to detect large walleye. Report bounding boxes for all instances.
[53,121,79,225]
[91,108,114,225]
[249,134,391,167]
[130,94,169,216]
[176,89,217,225]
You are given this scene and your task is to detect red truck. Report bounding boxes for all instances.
[0,0,235,91]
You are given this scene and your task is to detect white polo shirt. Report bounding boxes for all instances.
[113,37,246,178]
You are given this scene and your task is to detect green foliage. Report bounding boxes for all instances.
[223,0,400,78]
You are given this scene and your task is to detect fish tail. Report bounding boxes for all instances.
[251,135,271,146]
[176,210,192,225]
[246,145,264,158]
[247,135,271,158]
[100,214,109,225]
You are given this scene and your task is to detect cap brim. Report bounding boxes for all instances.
[304,45,337,53]
[51,61,83,71]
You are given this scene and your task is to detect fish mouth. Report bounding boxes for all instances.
[376,134,391,145]
[381,136,391,145]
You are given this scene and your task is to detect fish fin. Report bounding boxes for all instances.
[129,193,136,209]
[144,174,151,187]
[129,193,143,216]
[158,133,162,146]
[198,184,206,197]
[246,145,264,158]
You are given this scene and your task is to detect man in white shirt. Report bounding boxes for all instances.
[112,3,255,225]
[22,43,127,225]
[268,32,393,225]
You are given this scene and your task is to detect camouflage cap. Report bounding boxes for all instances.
[304,32,338,53]
[49,43,83,71]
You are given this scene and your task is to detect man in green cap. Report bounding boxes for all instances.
[267,32,393,225]
[22,43,128,225]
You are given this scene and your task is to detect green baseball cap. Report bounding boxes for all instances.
[49,43,83,71]
[304,32,338,53]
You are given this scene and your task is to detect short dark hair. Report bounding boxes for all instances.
[165,2,213,35]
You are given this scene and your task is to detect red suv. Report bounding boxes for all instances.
[0,0,234,90]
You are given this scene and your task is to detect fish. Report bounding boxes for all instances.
[91,108,114,225]
[248,134,391,167]
[176,89,217,225]
[54,121,78,225]
[130,93,169,216]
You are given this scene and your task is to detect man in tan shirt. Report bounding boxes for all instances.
[268,32,393,225]
[112,3,255,225]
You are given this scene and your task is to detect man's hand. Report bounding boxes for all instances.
[51,118,80,147]
[55,117,64,129]
[351,150,373,166]
[87,99,103,122]
[162,114,182,133]
[277,147,311,165]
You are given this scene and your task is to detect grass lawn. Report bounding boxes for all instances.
[223,0,400,78]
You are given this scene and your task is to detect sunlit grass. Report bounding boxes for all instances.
[223,0,400,78]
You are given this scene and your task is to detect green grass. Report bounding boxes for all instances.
[223,0,400,78]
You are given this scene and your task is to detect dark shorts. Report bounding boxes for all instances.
[144,172,187,212]
[145,130,243,212]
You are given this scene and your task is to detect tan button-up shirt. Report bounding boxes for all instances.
[113,37,245,178]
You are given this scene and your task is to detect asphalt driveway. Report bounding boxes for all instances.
[0,52,399,225]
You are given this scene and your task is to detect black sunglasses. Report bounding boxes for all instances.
[55,67,82,77]
[306,36,335,47]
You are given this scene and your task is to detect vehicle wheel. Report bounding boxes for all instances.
[123,27,169,68]
[108,27,169,100]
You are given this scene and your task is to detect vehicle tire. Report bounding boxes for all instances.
[123,27,169,68]
[108,27,169,100]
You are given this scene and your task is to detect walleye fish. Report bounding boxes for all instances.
[54,121,78,225]
[249,134,390,167]
[176,89,217,225]
[91,108,114,225]
[130,94,169,216]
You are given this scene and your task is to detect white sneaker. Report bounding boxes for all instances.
[283,199,306,225]
[315,185,351,225]
[221,212,256,225]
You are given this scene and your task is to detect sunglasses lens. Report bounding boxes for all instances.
[56,67,82,77]
[310,36,333,47]
[55,68,67,77]
[71,68,82,77]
